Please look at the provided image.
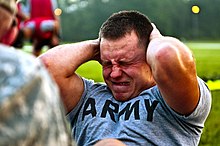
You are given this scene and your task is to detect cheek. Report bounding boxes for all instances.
[123,66,147,81]
[103,68,111,78]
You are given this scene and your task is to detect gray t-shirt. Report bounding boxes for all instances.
[68,77,211,146]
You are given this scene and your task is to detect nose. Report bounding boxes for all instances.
[110,65,122,78]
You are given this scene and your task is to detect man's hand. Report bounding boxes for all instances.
[149,23,162,41]
[91,38,101,63]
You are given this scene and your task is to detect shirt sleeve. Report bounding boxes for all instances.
[166,77,212,127]
[67,78,95,124]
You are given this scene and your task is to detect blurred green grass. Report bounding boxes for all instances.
[76,61,103,82]
[199,90,220,146]
[186,42,220,81]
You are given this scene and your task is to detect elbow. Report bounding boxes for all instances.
[154,43,177,67]
[154,40,194,68]
[152,45,174,82]
[38,53,53,69]
[151,41,195,81]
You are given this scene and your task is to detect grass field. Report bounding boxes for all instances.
[189,42,220,145]
[199,90,220,146]
[186,42,220,81]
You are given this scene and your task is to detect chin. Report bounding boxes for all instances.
[113,94,131,102]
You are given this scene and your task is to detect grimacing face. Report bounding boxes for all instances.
[100,31,155,101]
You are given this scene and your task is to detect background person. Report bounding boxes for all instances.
[21,0,60,56]
[11,0,30,48]
[0,0,75,145]
[39,10,211,146]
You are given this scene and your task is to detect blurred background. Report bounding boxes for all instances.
[54,0,219,42]
[18,0,220,145]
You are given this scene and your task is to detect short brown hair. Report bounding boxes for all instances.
[0,0,16,14]
[99,10,153,48]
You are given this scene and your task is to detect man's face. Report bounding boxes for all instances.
[100,31,154,101]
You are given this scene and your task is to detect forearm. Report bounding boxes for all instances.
[39,39,99,78]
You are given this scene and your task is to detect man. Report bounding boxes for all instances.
[21,0,60,56]
[39,10,211,145]
[12,0,30,48]
[0,0,74,145]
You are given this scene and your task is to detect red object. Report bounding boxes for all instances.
[30,0,55,19]
[0,25,18,45]
[27,0,55,39]
[0,2,21,45]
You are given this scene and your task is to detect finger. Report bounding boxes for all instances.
[150,23,162,40]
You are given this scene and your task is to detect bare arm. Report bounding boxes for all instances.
[38,39,100,113]
[147,24,199,115]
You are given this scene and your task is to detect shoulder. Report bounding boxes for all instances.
[0,46,72,145]
[0,46,58,98]
[83,78,108,93]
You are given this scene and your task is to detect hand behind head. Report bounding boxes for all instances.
[149,23,163,41]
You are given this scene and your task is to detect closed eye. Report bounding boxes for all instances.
[118,61,132,67]
[102,61,112,68]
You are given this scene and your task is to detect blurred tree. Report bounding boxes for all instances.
[58,0,220,42]
[197,0,220,40]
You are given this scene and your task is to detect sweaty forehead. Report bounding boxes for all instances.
[100,37,137,60]
[100,30,148,63]
[100,31,139,50]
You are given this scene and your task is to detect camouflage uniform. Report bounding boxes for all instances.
[0,44,75,146]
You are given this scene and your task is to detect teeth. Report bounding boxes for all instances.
[116,82,128,85]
